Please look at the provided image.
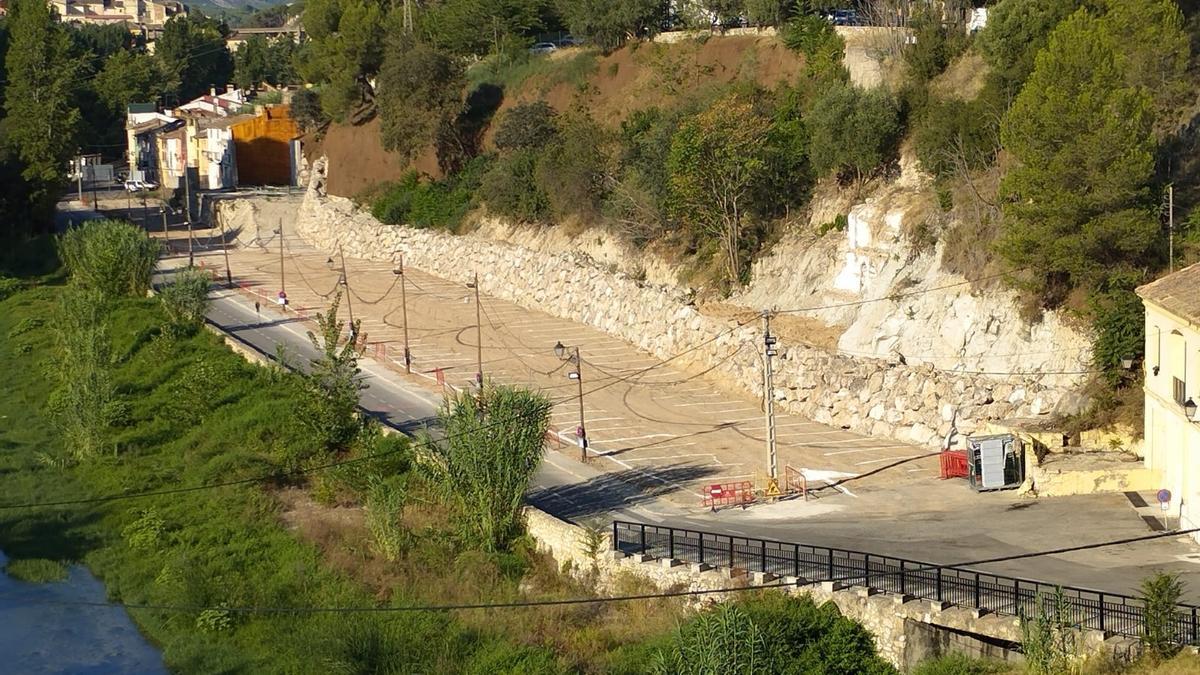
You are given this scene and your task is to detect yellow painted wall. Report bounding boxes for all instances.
[231,105,298,186]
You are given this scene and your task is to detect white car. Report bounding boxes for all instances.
[529,42,557,55]
[124,179,158,192]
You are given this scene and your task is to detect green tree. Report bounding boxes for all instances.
[376,39,465,170]
[234,34,272,89]
[428,384,551,552]
[745,0,788,28]
[554,0,665,50]
[298,0,386,119]
[806,81,900,182]
[977,0,1081,88]
[998,8,1159,308]
[300,292,365,455]
[418,0,547,58]
[1141,571,1185,660]
[478,149,549,222]
[668,94,771,284]
[4,0,82,221]
[157,15,235,102]
[94,49,166,121]
[291,87,329,132]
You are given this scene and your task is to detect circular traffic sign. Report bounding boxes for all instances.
[1158,488,1171,504]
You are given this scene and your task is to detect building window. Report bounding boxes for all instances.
[1175,377,1187,406]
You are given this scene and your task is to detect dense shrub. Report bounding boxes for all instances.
[158,267,212,333]
[371,157,490,231]
[780,12,847,82]
[291,87,328,132]
[493,100,558,153]
[912,95,1000,179]
[652,594,896,674]
[807,82,901,181]
[534,112,610,223]
[58,218,160,298]
[478,150,549,223]
[904,6,969,82]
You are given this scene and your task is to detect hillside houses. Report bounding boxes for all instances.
[126,90,301,192]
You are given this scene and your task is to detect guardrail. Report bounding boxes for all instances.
[611,520,1200,644]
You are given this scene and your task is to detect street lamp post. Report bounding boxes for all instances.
[274,227,285,305]
[555,341,587,462]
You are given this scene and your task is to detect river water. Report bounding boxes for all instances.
[0,551,166,673]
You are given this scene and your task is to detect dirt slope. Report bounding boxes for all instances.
[321,35,805,198]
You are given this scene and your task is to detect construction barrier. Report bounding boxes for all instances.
[702,481,755,511]
[784,465,808,500]
[939,450,968,480]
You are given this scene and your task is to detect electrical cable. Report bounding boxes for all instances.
[772,268,1023,315]
[11,528,1196,614]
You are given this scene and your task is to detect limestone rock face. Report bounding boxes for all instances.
[218,156,1092,448]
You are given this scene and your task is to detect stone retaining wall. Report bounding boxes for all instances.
[269,157,1079,449]
[520,507,1137,671]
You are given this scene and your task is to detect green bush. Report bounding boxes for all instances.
[494,100,558,153]
[904,7,968,83]
[807,82,901,181]
[1141,571,1185,660]
[912,96,1000,179]
[58,218,160,298]
[158,267,212,333]
[371,158,489,231]
[534,111,610,223]
[478,150,550,223]
[365,476,408,562]
[780,12,847,82]
[0,276,21,301]
[1089,276,1145,388]
[652,594,896,675]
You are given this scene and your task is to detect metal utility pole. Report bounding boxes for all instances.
[394,256,411,372]
[160,206,171,252]
[184,166,194,267]
[762,310,779,495]
[555,341,587,462]
[76,153,84,204]
[1169,184,1175,274]
[468,272,483,387]
[218,214,233,287]
[338,244,356,329]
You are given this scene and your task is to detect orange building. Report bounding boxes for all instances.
[230,105,301,186]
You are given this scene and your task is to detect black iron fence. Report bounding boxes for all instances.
[611,520,1200,644]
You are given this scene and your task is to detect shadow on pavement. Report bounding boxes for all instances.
[527,463,717,521]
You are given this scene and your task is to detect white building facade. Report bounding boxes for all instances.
[1138,263,1200,541]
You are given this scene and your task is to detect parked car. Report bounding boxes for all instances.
[826,9,862,26]
[529,42,558,54]
[554,35,581,48]
[124,179,157,192]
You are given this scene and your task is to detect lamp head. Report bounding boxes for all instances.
[1186,398,1198,422]
[554,341,566,360]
